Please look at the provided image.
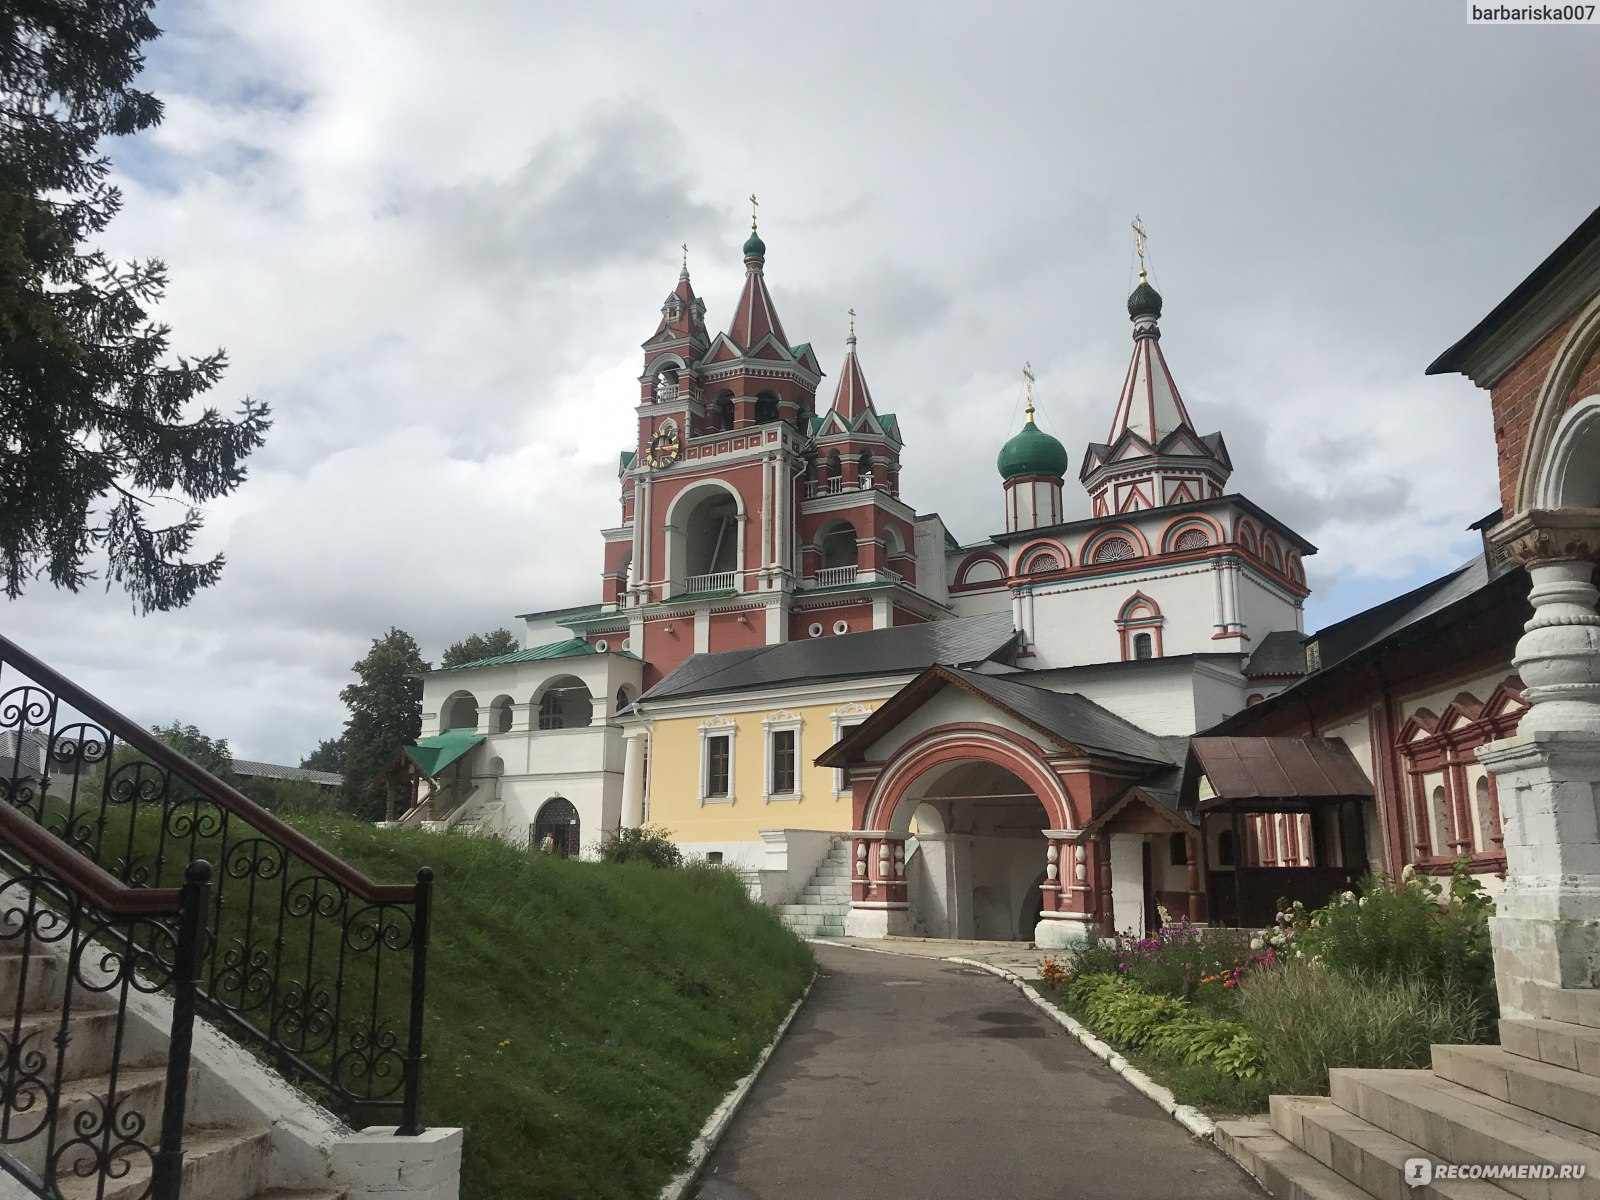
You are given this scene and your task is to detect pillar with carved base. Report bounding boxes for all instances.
[1035,831,1097,948]
[844,831,913,938]
[1481,510,1600,1019]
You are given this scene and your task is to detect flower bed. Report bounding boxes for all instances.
[1038,867,1499,1114]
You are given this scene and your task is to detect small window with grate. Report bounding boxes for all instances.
[1134,632,1154,660]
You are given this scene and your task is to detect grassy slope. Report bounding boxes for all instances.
[292,815,814,1200]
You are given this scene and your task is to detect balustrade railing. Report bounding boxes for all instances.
[0,800,208,1199]
[0,633,433,1142]
[813,565,859,587]
[684,571,737,593]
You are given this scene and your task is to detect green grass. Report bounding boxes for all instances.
[289,814,815,1200]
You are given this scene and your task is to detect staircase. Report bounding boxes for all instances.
[1217,996,1600,1198]
[0,939,345,1200]
[774,836,851,938]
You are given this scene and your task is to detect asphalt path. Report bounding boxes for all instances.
[695,944,1264,1200]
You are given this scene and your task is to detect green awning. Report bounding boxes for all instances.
[403,730,483,779]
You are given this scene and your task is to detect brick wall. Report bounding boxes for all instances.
[1487,313,1600,510]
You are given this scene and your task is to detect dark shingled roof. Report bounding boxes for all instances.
[642,613,1019,703]
[944,669,1185,767]
[1244,630,1309,679]
[1184,737,1373,812]
[1310,554,1500,672]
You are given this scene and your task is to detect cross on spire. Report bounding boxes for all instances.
[682,242,688,269]
[1024,361,1036,423]
[1132,215,1149,283]
[750,193,759,231]
[848,307,856,340]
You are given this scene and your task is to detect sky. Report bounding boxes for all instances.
[5,1,1597,764]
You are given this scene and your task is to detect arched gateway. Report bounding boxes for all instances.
[817,665,1188,948]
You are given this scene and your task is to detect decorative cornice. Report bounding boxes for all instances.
[1490,507,1600,565]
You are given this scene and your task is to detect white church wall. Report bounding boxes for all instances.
[1024,566,1227,669]
[500,769,621,858]
[914,516,953,606]
[946,588,1010,620]
[1234,569,1302,646]
[965,834,1044,940]
[859,688,1040,769]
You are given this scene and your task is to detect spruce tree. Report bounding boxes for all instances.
[1,0,269,611]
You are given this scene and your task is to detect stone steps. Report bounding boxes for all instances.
[1500,1018,1600,1079]
[1216,1117,1377,1200]
[1433,1042,1600,1136]
[774,837,852,937]
[1271,1094,1513,1199]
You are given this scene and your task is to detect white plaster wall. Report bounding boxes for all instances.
[1234,569,1302,646]
[860,687,1041,766]
[501,770,620,857]
[914,516,953,606]
[1026,567,1227,668]
[964,834,1044,941]
[675,839,768,871]
[419,654,641,739]
[946,588,1011,619]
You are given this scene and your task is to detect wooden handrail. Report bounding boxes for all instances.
[0,633,415,905]
[0,800,182,916]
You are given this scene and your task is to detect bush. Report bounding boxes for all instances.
[597,825,684,868]
[1065,974,1264,1082]
[1274,861,1496,1020]
[1061,917,1257,1003]
[1236,960,1488,1096]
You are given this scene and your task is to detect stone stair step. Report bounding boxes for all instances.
[1527,984,1600,1032]
[5,1009,160,1083]
[1330,1068,1600,1200]
[255,1190,350,1200]
[57,1126,270,1200]
[1433,1043,1600,1137]
[1216,1116,1376,1199]
[1501,1018,1600,1079]
[4,1065,177,1177]
[1271,1094,1513,1200]
[0,950,69,1013]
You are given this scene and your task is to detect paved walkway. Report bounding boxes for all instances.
[815,934,1050,978]
[696,944,1262,1200]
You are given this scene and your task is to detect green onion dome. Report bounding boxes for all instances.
[997,416,1070,480]
[1128,279,1163,320]
[743,229,766,258]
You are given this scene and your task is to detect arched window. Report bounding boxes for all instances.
[819,522,858,570]
[533,797,580,858]
[653,366,678,403]
[440,692,479,732]
[1133,632,1154,660]
[1474,776,1493,852]
[1026,552,1060,573]
[826,449,842,492]
[684,491,738,578]
[715,392,735,431]
[488,695,514,734]
[1430,784,1450,855]
[535,677,594,731]
[615,685,638,716]
[1173,528,1209,552]
[858,449,875,489]
[754,392,779,423]
[1092,536,1136,564]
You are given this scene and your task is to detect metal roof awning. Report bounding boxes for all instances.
[403,730,483,779]
[1183,736,1373,813]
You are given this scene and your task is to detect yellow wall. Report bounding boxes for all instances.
[646,698,879,843]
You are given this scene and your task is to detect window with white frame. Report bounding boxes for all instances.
[762,710,802,801]
[829,703,873,796]
[698,717,737,804]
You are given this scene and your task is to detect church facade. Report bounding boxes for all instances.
[410,218,1329,944]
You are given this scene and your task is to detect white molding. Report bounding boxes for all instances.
[698,715,737,805]
[762,710,804,801]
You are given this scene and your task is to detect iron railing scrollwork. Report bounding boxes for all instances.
[0,633,433,1165]
[0,800,209,1200]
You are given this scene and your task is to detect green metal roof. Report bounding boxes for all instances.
[436,637,598,672]
[997,419,1069,480]
[404,730,483,778]
[618,450,636,475]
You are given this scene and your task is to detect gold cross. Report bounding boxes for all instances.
[1132,215,1149,282]
[682,243,688,269]
[750,193,759,230]
[848,307,856,338]
[1024,361,1035,422]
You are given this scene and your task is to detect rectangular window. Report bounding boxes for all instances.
[770,728,796,794]
[706,734,731,797]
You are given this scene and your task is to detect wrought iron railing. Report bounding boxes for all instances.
[0,800,208,1199]
[0,633,433,1139]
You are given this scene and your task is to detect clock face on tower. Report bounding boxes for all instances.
[645,425,681,469]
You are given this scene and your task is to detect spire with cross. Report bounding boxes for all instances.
[1132,215,1149,284]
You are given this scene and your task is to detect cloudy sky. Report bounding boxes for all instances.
[6,1,1597,763]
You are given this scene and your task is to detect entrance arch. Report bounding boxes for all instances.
[857,726,1082,942]
[533,797,580,858]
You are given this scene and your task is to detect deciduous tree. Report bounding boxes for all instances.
[440,628,519,668]
[338,629,427,819]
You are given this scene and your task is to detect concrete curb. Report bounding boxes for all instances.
[657,973,816,1200]
[807,938,1214,1141]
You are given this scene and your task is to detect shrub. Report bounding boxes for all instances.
[1065,974,1264,1082]
[597,825,684,868]
[1274,861,1496,1020]
[1062,933,1123,979]
[1236,960,1488,1096]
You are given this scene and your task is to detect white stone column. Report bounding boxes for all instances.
[620,731,646,829]
[1481,510,1600,1018]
